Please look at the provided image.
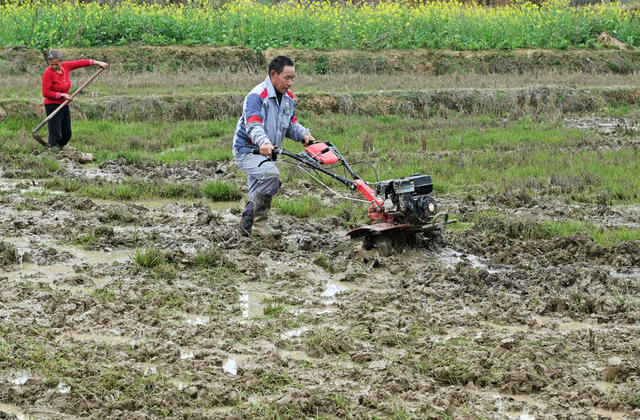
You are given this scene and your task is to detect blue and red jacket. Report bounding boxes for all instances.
[233,76,310,155]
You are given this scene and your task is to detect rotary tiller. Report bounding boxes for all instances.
[255,141,456,249]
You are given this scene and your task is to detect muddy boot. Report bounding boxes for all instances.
[252,194,281,238]
[238,201,254,237]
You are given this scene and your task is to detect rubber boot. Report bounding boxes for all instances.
[238,201,254,237]
[252,194,281,238]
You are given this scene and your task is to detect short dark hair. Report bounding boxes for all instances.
[268,56,294,75]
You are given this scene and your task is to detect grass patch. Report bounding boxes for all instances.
[472,212,640,246]
[543,220,640,247]
[90,287,118,303]
[132,245,165,268]
[306,327,352,356]
[141,290,191,310]
[194,248,235,269]
[4,111,640,206]
[44,178,220,201]
[202,181,241,201]
[313,252,332,272]
[263,303,285,317]
[273,196,322,218]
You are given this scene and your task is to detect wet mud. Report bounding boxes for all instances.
[1,120,640,419]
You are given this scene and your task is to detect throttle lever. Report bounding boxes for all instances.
[252,148,279,167]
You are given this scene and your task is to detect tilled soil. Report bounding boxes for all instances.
[1,129,640,419]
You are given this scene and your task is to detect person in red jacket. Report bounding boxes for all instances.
[41,50,108,152]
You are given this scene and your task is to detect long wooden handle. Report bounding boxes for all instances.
[32,66,105,135]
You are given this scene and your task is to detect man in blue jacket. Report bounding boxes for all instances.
[233,55,315,238]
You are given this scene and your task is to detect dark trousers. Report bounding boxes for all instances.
[45,103,72,147]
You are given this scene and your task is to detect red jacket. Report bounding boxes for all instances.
[42,60,93,105]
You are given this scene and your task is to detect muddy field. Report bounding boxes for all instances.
[1,115,640,419]
[1,45,640,418]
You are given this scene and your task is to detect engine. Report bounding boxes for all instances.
[373,174,438,224]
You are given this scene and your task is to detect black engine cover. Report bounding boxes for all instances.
[375,174,433,197]
[374,174,437,224]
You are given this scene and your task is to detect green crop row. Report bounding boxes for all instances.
[0,0,638,52]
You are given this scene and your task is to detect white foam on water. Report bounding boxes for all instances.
[281,326,310,339]
[184,315,209,325]
[239,292,249,318]
[8,371,28,385]
[56,382,70,394]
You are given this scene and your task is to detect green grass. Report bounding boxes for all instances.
[90,287,119,303]
[0,118,235,164]
[202,180,241,201]
[132,245,165,268]
[194,248,234,269]
[263,303,285,317]
[43,178,239,201]
[543,220,640,247]
[470,212,640,246]
[272,196,322,218]
[2,110,640,205]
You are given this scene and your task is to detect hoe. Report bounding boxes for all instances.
[254,141,456,249]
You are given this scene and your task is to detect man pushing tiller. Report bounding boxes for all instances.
[232,55,315,238]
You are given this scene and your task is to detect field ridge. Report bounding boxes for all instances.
[3,46,640,76]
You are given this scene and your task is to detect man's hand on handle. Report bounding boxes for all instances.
[260,143,275,158]
[302,134,315,147]
[61,93,73,101]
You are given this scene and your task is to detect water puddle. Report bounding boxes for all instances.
[321,281,348,298]
[320,280,349,305]
[127,198,241,212]
[483,322,530,334]
[320,279,357,305]
[181,313,209,326]
[596,380,615,392]
[564,116,640,135]
[479,391,547,419]
[281,326,311,339]
[180,348,194,359]
[56,382,71,394]
[439,248,491,271]
[4,237,132,288]
[238,288,271,319]
[223,358,237,375]
[508,412,536,420]
[484,316,600,334]
[239,292,249,318]
[558,321,596,331]
[0,178,22,192]
[140,363,158,375]
[171,379,187,390]
[8,370,29,385]
[63,277,113,294]
[279,350,314,362]
[591,408,626,420]
[508,394,548,409]
[7,262,75,283]
[481,389,629,419]
[0,403,36,420]
[57,331,135,345]
[610,267,640,280]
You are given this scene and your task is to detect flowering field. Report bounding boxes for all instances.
[0,0,638,52]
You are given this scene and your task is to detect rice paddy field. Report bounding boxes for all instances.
[1,0,640,419]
